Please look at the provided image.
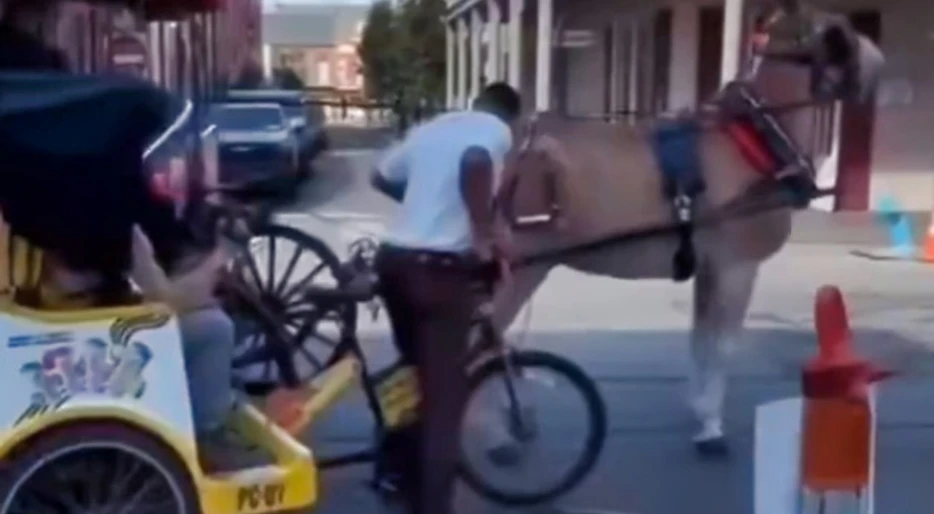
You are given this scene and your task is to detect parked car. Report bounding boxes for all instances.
[222,89,329,177]
[211,102,301,192]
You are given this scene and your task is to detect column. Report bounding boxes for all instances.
[507,0,523,90]
[456,16,468,108]
[667,4,699,110]
[719,0,744,86]
[470,8,483,101]
[261,43,273,82]
[627,20,639,123]
[535,0,553,111]
[485,0,502,82]
[446,22,456,108]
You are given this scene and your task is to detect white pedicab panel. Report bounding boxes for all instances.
[0,309,195,441]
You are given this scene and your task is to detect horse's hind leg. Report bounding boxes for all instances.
[688,259,758,456]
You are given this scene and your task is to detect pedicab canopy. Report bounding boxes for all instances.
[0,72,187,272]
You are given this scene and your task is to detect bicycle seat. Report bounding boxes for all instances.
[305,274,377,304]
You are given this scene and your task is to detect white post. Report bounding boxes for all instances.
[668,4,699,109]
[486,0,502,82]
[609,19,620,116]
[470,8,483,101]
[627,19,639,124]
[457,16,468,108]
[535,0,553,111]
[446,22,456,109]
[507,0,523,90]
[262,43,273,82]
[720,0,745,86]
[500,24,509,83]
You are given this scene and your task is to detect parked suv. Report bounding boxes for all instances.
[223,89,328,177]
[212,102,300,191]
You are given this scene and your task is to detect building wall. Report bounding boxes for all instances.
[859,0,934,210]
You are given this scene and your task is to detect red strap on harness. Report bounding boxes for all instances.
[724,122,777,176]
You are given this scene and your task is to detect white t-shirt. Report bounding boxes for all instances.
[378,110,513,253]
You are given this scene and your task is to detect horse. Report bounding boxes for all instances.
[492,0,885,454]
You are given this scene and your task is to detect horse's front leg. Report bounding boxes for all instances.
[687,259,758,456]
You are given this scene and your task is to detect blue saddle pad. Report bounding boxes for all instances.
[649,119,703,192]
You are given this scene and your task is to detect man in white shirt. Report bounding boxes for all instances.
[370,82,520,514]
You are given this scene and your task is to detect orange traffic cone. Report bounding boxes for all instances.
[921,217,934,262]
[800,285,893,493]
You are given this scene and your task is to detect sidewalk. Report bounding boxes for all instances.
[790,209,930,247]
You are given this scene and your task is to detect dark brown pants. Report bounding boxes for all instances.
[375,245,474,514]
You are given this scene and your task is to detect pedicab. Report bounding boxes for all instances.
[0,69,335,514]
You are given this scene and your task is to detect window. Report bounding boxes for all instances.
[317,60,331,86]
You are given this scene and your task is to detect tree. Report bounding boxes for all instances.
[273,67,305,90]
[357,0,403,103]
[358,0,446,108]
[396,0,446,107]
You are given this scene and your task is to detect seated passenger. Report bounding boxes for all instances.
[0,4,249,471]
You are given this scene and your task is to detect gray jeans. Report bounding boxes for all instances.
[178,307,236,435]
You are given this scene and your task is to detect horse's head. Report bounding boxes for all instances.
[717,0,885,204]
[745,0,884,105]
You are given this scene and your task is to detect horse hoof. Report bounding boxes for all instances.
[693,437,729,458]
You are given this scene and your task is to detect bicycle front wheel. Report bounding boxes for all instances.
[459,350,607,506]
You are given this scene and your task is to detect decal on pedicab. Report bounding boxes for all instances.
[13,312,170,426]
[237,483,286,512]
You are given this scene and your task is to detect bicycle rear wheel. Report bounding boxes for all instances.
[459,349,606,506]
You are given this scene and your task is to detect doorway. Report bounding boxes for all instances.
[696,6,724,103]
[835,10,881,211]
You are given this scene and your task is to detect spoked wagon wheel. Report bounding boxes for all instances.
[226,223,352,392]
[0,423,199,514]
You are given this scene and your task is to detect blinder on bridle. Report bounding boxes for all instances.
[743,7,859,102]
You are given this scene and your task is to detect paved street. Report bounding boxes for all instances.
[256,143,934,514]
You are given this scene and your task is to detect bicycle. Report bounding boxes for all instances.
[227,233,609,506]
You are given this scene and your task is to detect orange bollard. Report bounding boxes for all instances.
[800,285,893,495]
